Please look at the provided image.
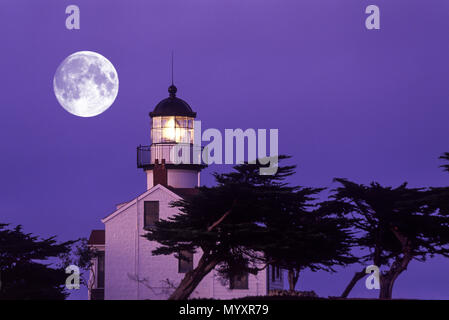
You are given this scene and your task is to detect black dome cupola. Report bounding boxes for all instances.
[149,85,196,118]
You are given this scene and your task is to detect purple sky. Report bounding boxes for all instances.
[1,0,449,299]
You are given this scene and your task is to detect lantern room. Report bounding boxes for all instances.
[150,85,196,144]
[137,84,206,190]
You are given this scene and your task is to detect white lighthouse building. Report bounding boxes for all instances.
[87,84,284,300]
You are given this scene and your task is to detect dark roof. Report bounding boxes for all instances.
[149,85,196,118]
[88,230,105,245]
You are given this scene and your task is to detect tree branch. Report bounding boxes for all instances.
[207,200,237,232]
[341,267,366,298]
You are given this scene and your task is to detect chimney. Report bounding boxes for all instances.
[153,159,168,187]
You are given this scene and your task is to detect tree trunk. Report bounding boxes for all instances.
[340,268,366,298]
[168,253,219,300]
[378,227,413,299]
[287,269,300,292]
[169,204,236,300]
[378,259,411,299]
[379,274,394,299]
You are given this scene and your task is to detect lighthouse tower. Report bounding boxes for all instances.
[137,84,205,190]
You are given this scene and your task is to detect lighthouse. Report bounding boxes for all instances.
[137,84,205,190]
[88,81,279,300]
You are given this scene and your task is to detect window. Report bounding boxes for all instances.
[230,273,249,290]
[144,201,159,228]
[178,250,193,273]
[271,265,281,282]
[151,116,194,144]
[97,252,105,288]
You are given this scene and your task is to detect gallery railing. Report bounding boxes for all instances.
[137,144,207,168]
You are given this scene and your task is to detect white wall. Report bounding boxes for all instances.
[104,201,139,299]
[146,170,153,190]
[167,169,198,188]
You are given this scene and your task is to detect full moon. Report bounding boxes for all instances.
[53,51,119,117]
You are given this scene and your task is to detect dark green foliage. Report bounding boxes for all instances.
[71,238,97,271]
[0,224,75,300]
[60,237,99,287]
[326,178,449,265]
[440,152,449,173]
[324,177,449,298]
[264,204,356,273]
[425,153,449,220]
[259,184,355,291]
